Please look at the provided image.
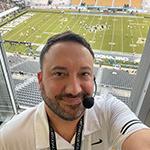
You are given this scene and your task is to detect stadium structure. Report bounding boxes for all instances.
[0,0,150,140]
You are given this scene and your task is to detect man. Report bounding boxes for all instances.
[0,31,150,150]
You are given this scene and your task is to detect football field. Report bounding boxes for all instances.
[2,11,150,54]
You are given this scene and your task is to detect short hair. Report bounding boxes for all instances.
[40,31,95,70]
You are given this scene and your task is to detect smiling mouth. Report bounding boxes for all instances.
[62,98,82,105]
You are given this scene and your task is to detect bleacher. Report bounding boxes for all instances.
[95,67,135,107]
[13,78,26,86]
[100,68,135,90]
[0,1,11,12]
[71,0,81,5]
[29,0,48,6]
[84,0,96,5]
[15,77,42,107]
[71,0,142,8]
[51,0,71,6]
[97,0,112,7]
[7,54,26,68]
[113,0,130,7]
[131,0,142,8]
[0,0,17,13]
[11,60,40,74]
[0,68,13,111]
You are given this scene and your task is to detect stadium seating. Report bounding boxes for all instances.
[113,0,130,7]
[7,55,26,67]
[131,0,142,8]
[13,78,26,86]
[30,0,49,6]
[71,0,81,5]
[97,0,113,7]
[96,0,142,8]
[51,0,70,6]
[95,68,135,107]
[0,1,12,12]
[11,60,40,74]
[71,0,97,6]
[16,77,43,107]
[0,4,3,12]
[97,0,112,6]
[84,0,96,5]
[99,68,135,89]
[0,71,13,111]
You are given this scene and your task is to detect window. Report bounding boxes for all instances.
[0,41,17,125]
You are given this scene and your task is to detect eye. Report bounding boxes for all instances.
[80,72,92,79]
[81,72,91,76]
[52,72,66,77]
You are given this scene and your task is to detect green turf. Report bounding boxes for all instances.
[2,11,150,54]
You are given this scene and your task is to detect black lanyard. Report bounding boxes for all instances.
[47,115,84,150]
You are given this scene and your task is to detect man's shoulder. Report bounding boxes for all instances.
[83,94,119,136]
[94,93,120,107]
[0,105,38,136]
[84,94,116,130]
[85,93,128,122]
[0,102,44,149]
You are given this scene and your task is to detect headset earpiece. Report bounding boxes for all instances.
[94,76,96,81]
[93,76,97,97]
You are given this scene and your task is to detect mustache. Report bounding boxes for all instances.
[55,92,88,100]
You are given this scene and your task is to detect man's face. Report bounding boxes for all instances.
[38,41,94,121]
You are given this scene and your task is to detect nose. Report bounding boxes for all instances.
[65,76,82,95]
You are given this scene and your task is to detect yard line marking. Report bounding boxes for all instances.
[71,15,83,32]
[60,14,78,32]
[99,16,109,50]
[0,13,34,36]
[90,16,98,46]
[37,13,62,44]
[135,17,143,38]
[121,16,124,53]
[27,13,59,43]
[84,15,96,37]
[77,15,88,34]
[128,17,135,53]
[18,13,46,42]
[110,16,116,51]
[88,15,97,45]
[5,13,41,41]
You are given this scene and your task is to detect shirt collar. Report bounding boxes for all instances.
[34,102,49,149]
[34,101,101,149]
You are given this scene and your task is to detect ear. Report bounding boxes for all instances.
[37,71,42,83]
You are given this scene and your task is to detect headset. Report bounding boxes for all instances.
[82,76,97,109]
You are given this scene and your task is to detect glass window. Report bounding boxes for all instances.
[0,42,17,125]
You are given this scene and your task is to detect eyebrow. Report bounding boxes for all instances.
[51,66,67,71]
[80,66,93,72]
[50,66,93,72]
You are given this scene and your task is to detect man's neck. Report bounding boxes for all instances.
[45,105,83,142]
